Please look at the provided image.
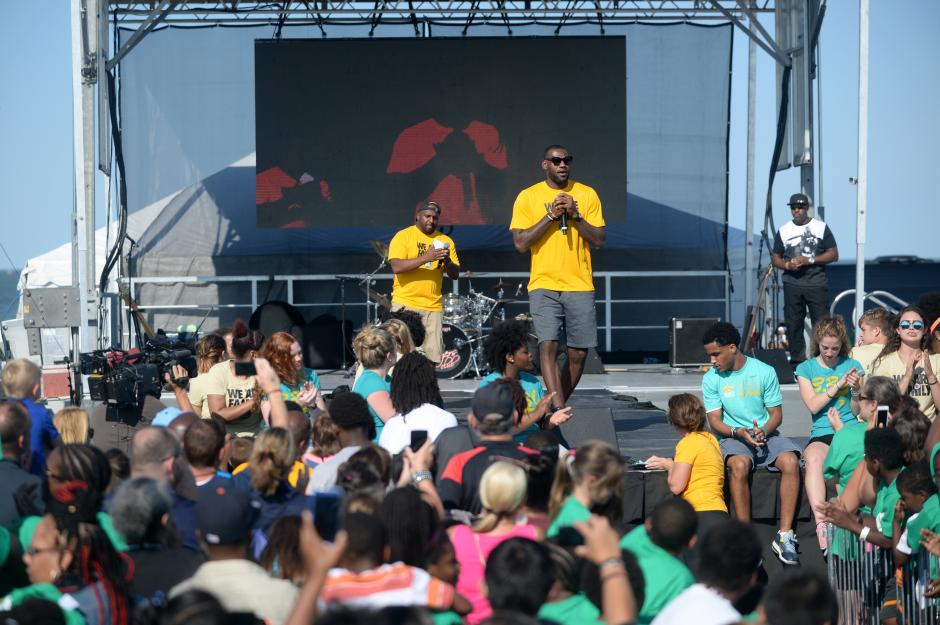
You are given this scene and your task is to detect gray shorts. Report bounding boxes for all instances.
[529,289,598,349]
[719,431,801,471]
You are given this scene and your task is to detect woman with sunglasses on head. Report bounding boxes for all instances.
[869,306,940,419]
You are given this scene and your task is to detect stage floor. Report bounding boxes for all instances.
[316,364,814,461]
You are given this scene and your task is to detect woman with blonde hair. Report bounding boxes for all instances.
[352,318,415,383]
[248,428,308,540]
[53,406,91,444]
[351,325,397,441]
[448,461,538,624]
[187,334,226,418]
[793,316,863,552]
[547,440,625,537]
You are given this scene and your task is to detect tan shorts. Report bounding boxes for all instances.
[391,304,443,363]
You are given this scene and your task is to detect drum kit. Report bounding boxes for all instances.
[345,239,516,379]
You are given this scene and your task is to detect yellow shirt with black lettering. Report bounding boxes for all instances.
[388,225,458,312]
[509,180,604,292]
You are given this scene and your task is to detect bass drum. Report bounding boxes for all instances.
[435,323,473,379]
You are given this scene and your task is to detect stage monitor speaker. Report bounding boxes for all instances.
[670,318,720,367]
[249,300,306,339]
[747,348,795,385]
[301,315,352,370]
[557,407,619,450]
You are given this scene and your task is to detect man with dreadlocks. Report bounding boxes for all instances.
[378,352,457,455]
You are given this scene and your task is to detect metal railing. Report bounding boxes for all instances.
[124,270,730,352]
[826,523,940,625]
[830,289,909,322]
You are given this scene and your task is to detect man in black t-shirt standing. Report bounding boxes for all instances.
[771,193,839,365]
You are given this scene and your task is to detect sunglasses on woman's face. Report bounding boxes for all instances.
[899,321,925,330]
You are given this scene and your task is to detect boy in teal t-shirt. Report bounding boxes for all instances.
[619,499,697,625]
[701,354,782,430]
[795,356,864,437]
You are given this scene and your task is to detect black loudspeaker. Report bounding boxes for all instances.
[249,300,306,339]
[747,348,795,385]
[557,407,619,450]
[301,315,353,370]
[669,318,721,367]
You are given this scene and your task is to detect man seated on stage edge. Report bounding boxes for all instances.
[700,321,802,566]
[388,200,460,364]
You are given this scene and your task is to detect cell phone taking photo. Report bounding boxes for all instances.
[877,405,890,428]
[410,429,429,451]
[310,492,343,542]
[234,361,257,377]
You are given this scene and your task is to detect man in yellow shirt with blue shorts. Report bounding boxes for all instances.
[388,201,460,364]
[510,145,606,408]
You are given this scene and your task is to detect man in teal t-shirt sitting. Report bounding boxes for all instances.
[620,498,697,625]
[701,322,802,566]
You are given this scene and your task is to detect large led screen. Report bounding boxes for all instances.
[255,37,627,228]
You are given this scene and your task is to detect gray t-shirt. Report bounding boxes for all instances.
[772,217,837,287]
[306,445,361,493]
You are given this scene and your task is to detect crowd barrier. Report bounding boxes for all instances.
[826,524,940,625]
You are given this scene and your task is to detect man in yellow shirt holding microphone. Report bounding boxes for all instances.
[510,145,606,410]
[388,201,461,364]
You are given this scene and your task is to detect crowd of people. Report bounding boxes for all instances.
[0,290,937,625]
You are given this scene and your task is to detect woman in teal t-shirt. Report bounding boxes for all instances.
[351,325,396,441]
[796,316,863,553]
[260,331,326,418]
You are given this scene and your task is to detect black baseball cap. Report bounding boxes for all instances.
[471,383,515,427]
[196,481,261,545]
[787,193,810,207]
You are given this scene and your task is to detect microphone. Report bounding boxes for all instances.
[432,239,449,267]
[560,211,568,235]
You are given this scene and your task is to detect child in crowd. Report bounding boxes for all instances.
[538,542,602,624]
[319,512,470,615]
[426,530,463,625]
[891,462,937,566]
[52,406,91,444]
[304,412,341,468]
[646,394,727,533]
[851,307,893,373]
[547,441,624,537]
[1,358,60,475]
[620,498,697,625]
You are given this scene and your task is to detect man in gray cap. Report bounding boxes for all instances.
[771,193,839,365]
[437,381,537,514]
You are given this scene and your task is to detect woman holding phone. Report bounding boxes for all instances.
[205,319,266,437]
[795,316,863,553]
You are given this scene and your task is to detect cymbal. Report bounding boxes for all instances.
[370,239,389,259]
[359,285,391,309]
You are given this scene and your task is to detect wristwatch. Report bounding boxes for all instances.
[412,470,433,485]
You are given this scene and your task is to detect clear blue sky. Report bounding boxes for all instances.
[0,1,936,274]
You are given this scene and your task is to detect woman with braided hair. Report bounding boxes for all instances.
[2,444,134,625]
[377,352,457,455]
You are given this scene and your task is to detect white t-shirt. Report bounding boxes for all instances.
[378,403,458,455]
[651,584,741,625]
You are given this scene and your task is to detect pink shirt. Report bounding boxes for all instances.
[450,521,540,624]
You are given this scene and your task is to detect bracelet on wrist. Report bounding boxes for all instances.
[730,427,737,440]
[598,557,625,572]
[859,526,871,543]
[600,568,627,583]
[412,470,433,486]
[929,378,939,386]
[265,389,282,395]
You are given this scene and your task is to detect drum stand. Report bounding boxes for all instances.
[359,256,387,325]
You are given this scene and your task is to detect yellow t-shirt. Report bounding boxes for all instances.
[674,431,727,512]
[869,351,940,419]
[850,343,885,376]
[388,226,459,312]
[509,180,605,292]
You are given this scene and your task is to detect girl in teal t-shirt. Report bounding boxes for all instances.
[796,316,863,554]
[547,442,625,537]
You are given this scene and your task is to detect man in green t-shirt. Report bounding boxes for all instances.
[620,498,697,625]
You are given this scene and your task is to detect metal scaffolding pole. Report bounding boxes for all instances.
[854,0,869,329]
[744,22,757,311]
[70,0,99,359]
